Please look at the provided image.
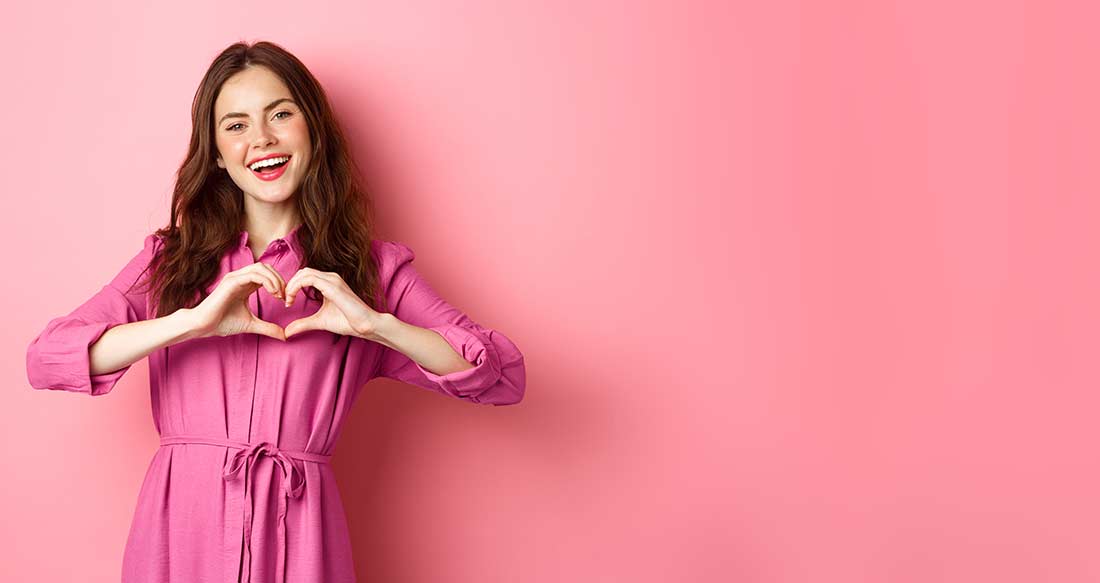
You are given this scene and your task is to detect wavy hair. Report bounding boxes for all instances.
[143,40,382,318]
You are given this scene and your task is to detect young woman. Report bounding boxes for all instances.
[26,40,526,583]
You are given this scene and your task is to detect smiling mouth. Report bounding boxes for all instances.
[250,155,291,179]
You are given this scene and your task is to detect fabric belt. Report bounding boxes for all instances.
[159,434,333,583]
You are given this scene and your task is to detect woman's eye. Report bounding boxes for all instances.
[225,112,289,131]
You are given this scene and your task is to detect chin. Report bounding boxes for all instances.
[249,190,298,203]
[235,174,301,199]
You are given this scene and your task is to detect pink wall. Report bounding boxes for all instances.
[3,1,1098,581]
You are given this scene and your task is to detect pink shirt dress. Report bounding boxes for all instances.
[25,224,526,582]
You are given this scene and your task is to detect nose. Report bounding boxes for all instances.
[251,124,276,149]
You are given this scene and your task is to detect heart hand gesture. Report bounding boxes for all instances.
[189,262,289,341]
[185,263,383,342]
[282,268,382,340]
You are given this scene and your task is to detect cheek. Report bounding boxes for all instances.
[219,140,249,164]
[289,120,311,147]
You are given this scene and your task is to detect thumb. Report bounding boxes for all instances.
[284,314,322,339]
[250,317,287,342]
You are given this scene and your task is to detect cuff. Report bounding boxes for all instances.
[26,319,129,396]
[417,323,503,400]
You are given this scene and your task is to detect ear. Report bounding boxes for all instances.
[216,157,225,169]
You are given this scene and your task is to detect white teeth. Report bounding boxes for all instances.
[249,156,290,171]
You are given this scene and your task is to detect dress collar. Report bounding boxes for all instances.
[238,223,303,260]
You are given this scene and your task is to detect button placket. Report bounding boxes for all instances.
[245,239,293,581]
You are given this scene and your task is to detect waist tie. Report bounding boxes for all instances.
[159,434,333,583]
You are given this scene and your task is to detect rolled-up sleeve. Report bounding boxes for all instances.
[26,233,162,396]
[372,240,526,406]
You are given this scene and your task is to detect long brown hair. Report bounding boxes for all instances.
[144,40,382,318]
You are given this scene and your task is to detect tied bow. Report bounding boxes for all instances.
[157,434,333,583]
[223,441,307,498]
[222,442,305,583]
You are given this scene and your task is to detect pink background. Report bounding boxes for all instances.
[2,1,1098,581]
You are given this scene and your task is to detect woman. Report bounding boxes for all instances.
[26,40,526,583]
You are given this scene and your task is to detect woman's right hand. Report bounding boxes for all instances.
[187,263,288,341]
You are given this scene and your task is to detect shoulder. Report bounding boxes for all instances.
[141,231,168,261]
[370,239,416,274]
[145,232,164,250]
[107,232,165,293]
[369,240,420,300]
[133,230,169,272]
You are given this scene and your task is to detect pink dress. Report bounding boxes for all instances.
[25,224,526,582]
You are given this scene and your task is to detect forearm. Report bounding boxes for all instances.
[361,313,475,377]
[89,308,202,376]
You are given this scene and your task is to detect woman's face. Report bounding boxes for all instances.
[214,66,311,204]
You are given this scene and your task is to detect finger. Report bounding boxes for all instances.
[233,268,281,298]
[283,268,318,307]
[255,262,287,297]
[284,314,321,339]
[286,271,366,325]
[286,274,337,308]
[248,263,285,297]
[249,317,287,342]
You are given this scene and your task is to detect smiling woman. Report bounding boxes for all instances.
[25,40,526,583]
[215,83,309,192]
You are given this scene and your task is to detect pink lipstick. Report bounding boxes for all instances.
[248,154,291,181]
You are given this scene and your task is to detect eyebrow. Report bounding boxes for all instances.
[217,97,297,126]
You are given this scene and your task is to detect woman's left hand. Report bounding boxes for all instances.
[282,268,382,340]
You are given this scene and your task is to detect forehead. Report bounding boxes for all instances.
[214,66,293,115]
